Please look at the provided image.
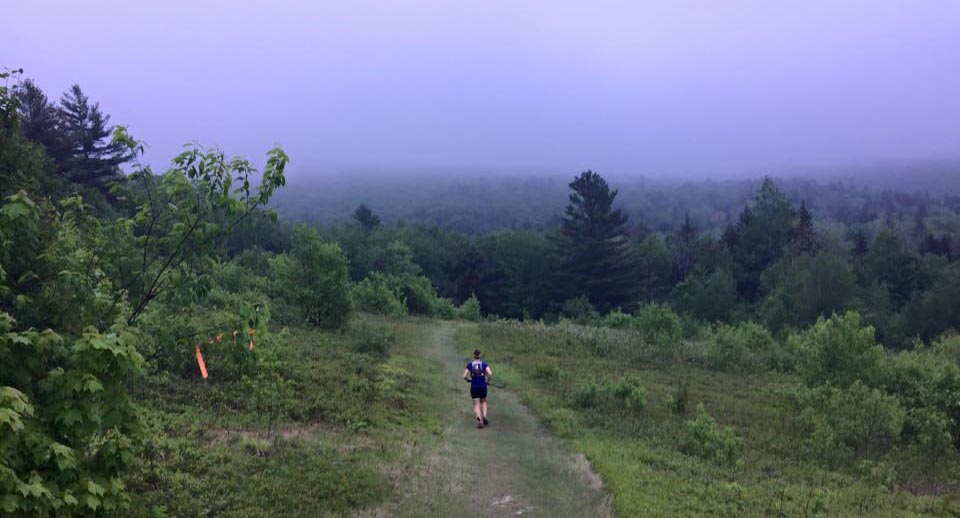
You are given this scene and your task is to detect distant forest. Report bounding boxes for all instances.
[272,165,960,236]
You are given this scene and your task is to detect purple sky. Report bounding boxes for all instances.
[9,1,960,178]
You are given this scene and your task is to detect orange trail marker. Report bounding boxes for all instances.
[196,345,208,379]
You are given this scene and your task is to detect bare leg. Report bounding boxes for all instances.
[473,399,483,421]
[480,399,488,419]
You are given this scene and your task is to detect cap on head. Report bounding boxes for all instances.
[473,349,482,358]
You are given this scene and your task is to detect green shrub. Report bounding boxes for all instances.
[681,403,744,466]
[431,297,457,319]
[601,309,636,329]
[785,381,905,466]
[705,321,780,371]
[573,378,603,408]
[572,376,646,415]
[667,379,690,417]
[459,293,482,322]
[561,296,599,325]
[610,375,647,413]
[276,226,353,330]
[399,275,437,316]
[348,322,396,356]
[791,311,885,388]
[533,362,560,380]
[352,273,407,317]
[634,303,684,355]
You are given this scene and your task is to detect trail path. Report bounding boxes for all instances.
[361,322,612,518]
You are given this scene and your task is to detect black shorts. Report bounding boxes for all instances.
[470,386,488,400]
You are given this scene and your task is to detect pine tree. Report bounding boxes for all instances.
[15,79,66,160]
[672,212,698,282]
[57,84,130,190]
[726,178,796,300]
[794,200,818,255]
[851,229,869,258]
[556,170,639,312]
[353,204,381,233]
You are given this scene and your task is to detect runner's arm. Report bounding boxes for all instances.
[463,368,471,382]
[485,366,493,379]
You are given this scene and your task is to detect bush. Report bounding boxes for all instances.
[459,293,482,322]
[601,309,636,329]
[0,316,145,515]
[560,296,599,325]
[791,311,885,388]
[431,297,457,319]
[351,273,407,317]
[634,303,684,355]
[572,375,646,415]
[348,322,396,356]
[785,381,905,466]
[705,322,781,372]
[399,275,438,316]
[681,403,744,466]
[667,379,690,417]
[278,226,353,330]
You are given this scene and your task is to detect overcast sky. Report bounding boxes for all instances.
[8,1,960,178]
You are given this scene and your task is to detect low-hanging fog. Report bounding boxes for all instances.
[8,1,960,179]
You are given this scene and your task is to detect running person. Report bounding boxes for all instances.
[463,349,493,428]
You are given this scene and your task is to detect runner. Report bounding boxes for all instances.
[463,349,493,428]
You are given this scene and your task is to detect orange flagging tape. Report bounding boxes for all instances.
[194,328,257,378]
[195,345,208,379]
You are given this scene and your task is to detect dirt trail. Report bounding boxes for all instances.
[360,322,612,518]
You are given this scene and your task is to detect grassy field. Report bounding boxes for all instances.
[460,321,960,517]
[126,317,446,517]
[125,318,613,517]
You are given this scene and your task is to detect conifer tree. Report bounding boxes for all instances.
[794,200,818,255]
[353,203,381,233]
[672,212,698,282]
[725,177,796,300]
[57,84,131,189]
[15,79,65,161]
[557,170,639,312]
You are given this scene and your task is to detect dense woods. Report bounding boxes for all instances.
[4,70,960,516]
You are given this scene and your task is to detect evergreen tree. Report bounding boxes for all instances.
[15,79,65,161]
[851,229,869,258]
[56,84,131,190]
[556,170,639,312]
[725,178,796,301]
[794,200,818,255]
[672,212,698,282]
[353,203,381,233]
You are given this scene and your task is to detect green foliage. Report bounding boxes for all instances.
[351,272,407,317]
[557,170,640,312]
[681,403,743,466]
[572,375,646,415]
[671,268,737,323]
[725,177,798,301]
[784,382,905,466]
[281,226,352,330]
[666,378,689,416]
[633,303,683,355]
[348,321,396,356]
[760,251,859,332]
[792,311,885,388]
[705,321,783,372]
[560,296,599,325]
[399,274,439,316]
[0,316,144,516]
[111,130,288,326]
[431,297,457,320]
[458,293,482,322]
